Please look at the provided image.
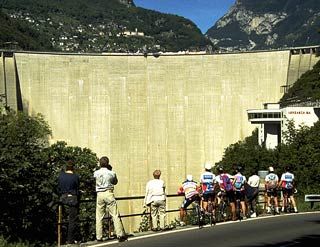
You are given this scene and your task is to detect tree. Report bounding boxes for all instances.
[215,129,277,177]
[0,108,98,244]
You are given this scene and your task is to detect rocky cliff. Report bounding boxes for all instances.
[206,0,320,51]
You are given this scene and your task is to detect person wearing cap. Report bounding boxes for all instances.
[199,162,217,213]
[177,174,200,226]
[144,169,167,231]
[94,156,128,242]
[265,166,280,214]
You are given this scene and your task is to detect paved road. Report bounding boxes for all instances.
[82,212,320,247]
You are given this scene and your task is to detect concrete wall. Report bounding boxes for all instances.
[286,51,320,87]
[2,48,317,231]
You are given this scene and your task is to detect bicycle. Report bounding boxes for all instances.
[282,188,297,213]
[215,192,229,222]
[191,196,204,228]
[200,194,216,226]
[235,196,242,221]
[267,188,280,215]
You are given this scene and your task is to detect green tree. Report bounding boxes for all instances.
[0,108,98,244]
[215,129,277,177]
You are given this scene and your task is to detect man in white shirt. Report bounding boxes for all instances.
[94,156,127,242]
[247,171,260,217]
[144,169,166,231]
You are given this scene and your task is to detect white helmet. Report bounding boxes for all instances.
[186,174,193,181]
[204,162,212,170]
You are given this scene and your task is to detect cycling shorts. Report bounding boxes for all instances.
[234,190,245,201]
[282,188,294,197]
[266,188,278,197]
[181,194,200,209]
[202,191,216,202]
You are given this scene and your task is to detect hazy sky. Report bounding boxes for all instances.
[134,0,236,33]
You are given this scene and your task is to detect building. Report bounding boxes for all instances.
[247,102,320,149]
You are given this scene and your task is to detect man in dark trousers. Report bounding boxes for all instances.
[58,160,80,245]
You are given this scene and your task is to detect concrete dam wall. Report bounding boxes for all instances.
[1,47,319,231]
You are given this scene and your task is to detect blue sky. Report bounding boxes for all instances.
[134,0,236,33]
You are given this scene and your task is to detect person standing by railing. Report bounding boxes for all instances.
[177,175,201,226]
[94,156,128,242]
[246,170,260,218]
[144,169,167,231]
[279,166,298,213]
[265,166,280,214]
[57,160,80,245]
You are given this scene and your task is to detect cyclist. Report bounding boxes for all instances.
[215,166,236,221]
[279,166,298,213]
[177,175,201,226]
[265,166,280,214]
[199,162,217,214]
[233,166,247,220]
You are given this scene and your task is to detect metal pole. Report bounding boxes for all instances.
[58,205,62,247]
[148,205,152,230]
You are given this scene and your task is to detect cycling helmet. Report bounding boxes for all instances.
[204,162,212,170]
[186,174,193,181]
[235,166,242,173]
[217,166,224,173]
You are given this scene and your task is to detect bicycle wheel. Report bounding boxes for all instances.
[219,201,227,222]
[207,201,216,226]
[193,203,202,228]
[236,199,241,221]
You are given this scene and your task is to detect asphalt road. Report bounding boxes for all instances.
[84,212,320,247]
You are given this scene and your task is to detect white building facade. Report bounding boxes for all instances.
[247,103,320,149]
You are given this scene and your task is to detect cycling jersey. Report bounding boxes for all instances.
[181,180,199,199]
[265,173,279,191]
[233,173,246,191]
[280,172,294,189]
[200,171,216,194]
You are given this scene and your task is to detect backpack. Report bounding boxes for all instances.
[267,174,277,189]
[234,175,244,190]
[220,174,233,192]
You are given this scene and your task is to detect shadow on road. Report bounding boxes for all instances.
[240,234,320,247]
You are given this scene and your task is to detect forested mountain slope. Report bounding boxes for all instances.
[0,0,213,53]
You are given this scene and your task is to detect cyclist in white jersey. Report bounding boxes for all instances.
[265,166,280,214]
[199,163,217,213]
[279,166,298,213]
[177,175,200,226]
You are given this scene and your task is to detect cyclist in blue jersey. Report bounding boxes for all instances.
[233,166,247,220]
[199,163,217,213]
[279,166,298,213]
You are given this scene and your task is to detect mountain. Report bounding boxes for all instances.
[206,0,320,51]
[0,0,213,53]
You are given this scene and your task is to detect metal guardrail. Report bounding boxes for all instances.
[56,190,278,246]
[305,194,320,208]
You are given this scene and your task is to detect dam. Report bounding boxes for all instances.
[0,46,319,231]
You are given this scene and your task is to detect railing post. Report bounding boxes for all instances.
[58,205,62,247]
[148,205,152,230]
